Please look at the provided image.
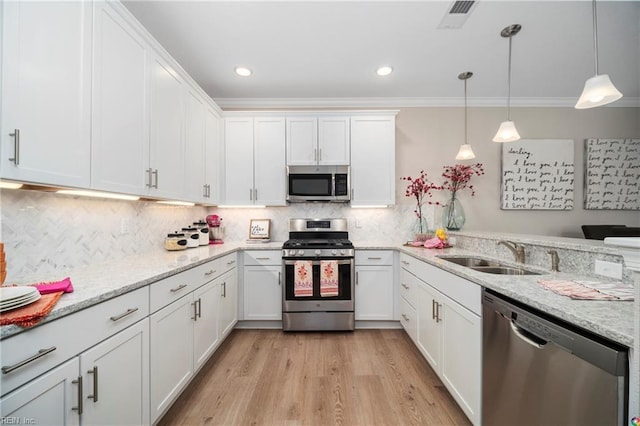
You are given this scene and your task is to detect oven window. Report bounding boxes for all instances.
[284,260,352,300]
[289,174,332,196]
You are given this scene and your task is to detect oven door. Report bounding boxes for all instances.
[282,258,354,312]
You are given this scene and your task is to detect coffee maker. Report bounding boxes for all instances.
[206,215,224,244]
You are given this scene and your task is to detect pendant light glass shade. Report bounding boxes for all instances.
[455,71,476,160]
[575,0,623,109]
[493,120,521,143]
[493,24,521,143]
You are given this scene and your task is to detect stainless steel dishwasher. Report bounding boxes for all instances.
[482,288,628,426]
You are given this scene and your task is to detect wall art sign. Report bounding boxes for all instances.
[249,219,271,240]
[584,138,640,210]
[501,139,575,210]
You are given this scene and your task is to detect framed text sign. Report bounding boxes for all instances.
[501,139,575,210]
[584,138,640,210]
[249,219,271,240]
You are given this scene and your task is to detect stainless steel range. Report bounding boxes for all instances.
[282,218,355,331]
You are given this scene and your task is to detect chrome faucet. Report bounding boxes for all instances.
[547,249,560,272]
[497,240,526,263]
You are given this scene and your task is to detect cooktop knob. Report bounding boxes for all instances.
[298,250,305,256]
[331,250,337,255]
[314,249,321,256]
[340,249,345,255]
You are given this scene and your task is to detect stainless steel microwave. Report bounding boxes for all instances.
[287,165,350,203]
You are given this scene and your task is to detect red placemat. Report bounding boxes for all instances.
[0,291,64,327]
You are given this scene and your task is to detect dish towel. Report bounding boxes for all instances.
[0,291,64,327]
[320,260,339,297]
[537,279,634,301]
[294,260,313,297]
[30,277,74,294]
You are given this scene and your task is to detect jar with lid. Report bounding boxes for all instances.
[182,227,200,248]
[193,220,209,246]
[165,233,188,251]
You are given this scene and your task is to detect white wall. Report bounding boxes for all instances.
[395,106,640,237]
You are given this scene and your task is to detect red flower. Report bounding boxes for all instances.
[400,171,443,233]
[441,163,484,197]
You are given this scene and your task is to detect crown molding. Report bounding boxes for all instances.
[214,96,640,109]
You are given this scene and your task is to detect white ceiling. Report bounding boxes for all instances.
[122,0,640,109]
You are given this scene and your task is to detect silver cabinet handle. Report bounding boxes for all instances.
[255,257,271,260]
[401,283,409,290]
[222,281,226,298]
[249,188,253,201]
[401,314,409,322]
[87,366,98,402]
[227,260,236,265]
[314,148,317,162]
[367,257,382,260]
[278,271,281,286]
[109,307,138,322]
[435,302,442,323]
[356,271,359,285]
[204,269,217,276]
[170,284,187,293]
[401,260,410,266]
[254,188,258,201]
[8,129,19,165]
[432,299,436,320]
[351,188,354,199]
[72,376,83,415]
[152,169,159,188]
[319,148,322,161]
[203,184,208,197]
[2,346,57,374]
[192,300,198,321]
[207,184,211,198]
[197,298,202,319]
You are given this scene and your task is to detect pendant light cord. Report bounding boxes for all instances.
[507,35,512,121]
[592,0,599,75]
[464,78,468,144]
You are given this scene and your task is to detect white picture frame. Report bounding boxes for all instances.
[249,219,271,240]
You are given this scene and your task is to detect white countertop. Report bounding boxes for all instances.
[1,241,634,347]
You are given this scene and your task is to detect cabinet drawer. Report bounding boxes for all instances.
[149,270,197,313]
[1,286,149,396]
[399,253,422,276]
[355,250,393,265]
[399,297,417,343]
[218,253,237,273]
[244,250,281,266]
[191,259,221,287]
[399,268,419,308]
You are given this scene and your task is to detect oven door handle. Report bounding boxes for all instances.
[283,259,353,266]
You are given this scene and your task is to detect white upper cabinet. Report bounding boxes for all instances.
[286,116,349,165]
[148,52,185,199]
[1,1,91,187]
[223,117,286,206]
[204,107,221,204]
[91,1,149,195]
[183,86,207,202]
[350,115,396,206]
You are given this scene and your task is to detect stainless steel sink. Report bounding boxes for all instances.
[469,266,540,275]
[437,256,541,275]
[437,256,502,268]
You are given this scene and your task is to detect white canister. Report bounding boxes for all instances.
[193,220,209,246]
[181,227,200,248]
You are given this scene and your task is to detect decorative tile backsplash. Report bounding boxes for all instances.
[1,189,434,278]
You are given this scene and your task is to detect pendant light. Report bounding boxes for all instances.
[575,0,623,109]
[493,24,521,143]
[455,72,476,160]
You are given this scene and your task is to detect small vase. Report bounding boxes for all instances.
[442,195,465,231]
[412,217,429,241]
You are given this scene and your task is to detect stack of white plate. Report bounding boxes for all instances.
[0,286,41,313]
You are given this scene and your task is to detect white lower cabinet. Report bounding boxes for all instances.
[354,250,394,321]
[219,268,238,337]
[243,251,282,321]
[0,358,81,425]
[400,253,481,425]
[193,280,220,372]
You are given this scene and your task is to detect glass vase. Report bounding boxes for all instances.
[442,195,465,231]
[412,216,430,241]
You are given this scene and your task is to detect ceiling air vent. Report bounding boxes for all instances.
[438,0,478,29]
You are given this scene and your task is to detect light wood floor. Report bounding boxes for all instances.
[158,329,471,426]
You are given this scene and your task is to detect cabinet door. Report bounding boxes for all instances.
[243,265,282,320]
[91,2,148,195]
[80,318,150,426]
[219,269,238,337]
[254,117,286,206]
[149,53,184,199]
[204,107,221,204]
[350,116,396,205]
[223,118,254,205]
[355,265,394,320]
[318,117,350,165]
[0,358,80,425]
[193,280,220,371]
[149,295,194,423]
[1,1,91,187]
[441,298,481,425]
[286,117,317,165]
[416,281,442,373]
[183,87,207,202]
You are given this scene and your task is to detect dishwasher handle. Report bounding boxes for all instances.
[509,320,547,349]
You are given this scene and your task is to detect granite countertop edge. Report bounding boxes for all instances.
[2,241,634,347]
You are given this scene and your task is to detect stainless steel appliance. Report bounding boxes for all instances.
[482,288,628,426]
[282,218,354,331]
[286,165,350,203]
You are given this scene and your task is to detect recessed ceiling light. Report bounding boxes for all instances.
[376,66,393,77]
[235,67,252,77]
